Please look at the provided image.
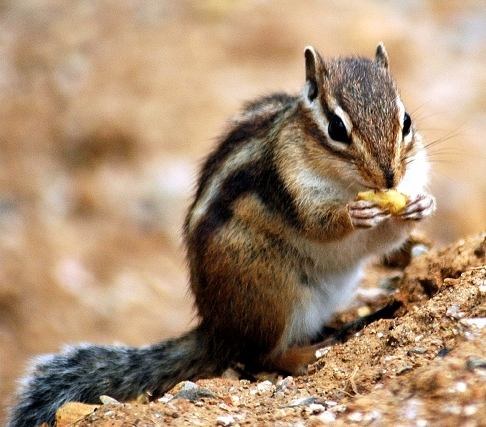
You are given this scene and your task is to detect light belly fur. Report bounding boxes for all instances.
[283,218,410,348]
[285,262,366,347]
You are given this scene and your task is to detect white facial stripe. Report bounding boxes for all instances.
[396,97,415,146]
[303,88,330,137]
[403,132,413,144]
[396,97,405,122]
[327,97,353,134]
[403,125,413,144]
[306,93,357,154]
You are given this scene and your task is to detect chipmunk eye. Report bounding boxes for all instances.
[402,112,412,137]
[328,114,351,144]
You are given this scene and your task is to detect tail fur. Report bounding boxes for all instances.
[7,328,225,427]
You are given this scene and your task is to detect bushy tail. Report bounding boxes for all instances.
[8,328,225,427]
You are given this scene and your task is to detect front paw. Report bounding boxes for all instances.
[399,194,436,221]
[348,200,390,229]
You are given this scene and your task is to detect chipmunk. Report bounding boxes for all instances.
[8,43,435,427]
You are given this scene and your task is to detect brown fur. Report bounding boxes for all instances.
[8,44,435,427]
[183,44,421,371]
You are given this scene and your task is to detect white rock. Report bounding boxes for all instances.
[460,317,486,329]
[216,415,235,426]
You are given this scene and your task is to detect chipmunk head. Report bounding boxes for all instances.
[302,43,416,190]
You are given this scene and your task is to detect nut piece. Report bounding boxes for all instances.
[356,189,408,215]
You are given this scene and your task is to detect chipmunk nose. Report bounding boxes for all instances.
[384,169,395,189]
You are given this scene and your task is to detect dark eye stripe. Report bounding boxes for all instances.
[300,110,354,161]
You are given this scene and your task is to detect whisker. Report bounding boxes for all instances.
[409,101,434,119]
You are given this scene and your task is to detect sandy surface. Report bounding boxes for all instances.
[49,233,486,427]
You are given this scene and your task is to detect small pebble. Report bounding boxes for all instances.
[173,381,216,401]
[102,410,115,418]
[317,411,336,422]
[304,403,325,415]
[216,415,235,426]
[396,365,412,375]
[455,381,467,393]
[158,395,173,403]
[315,347,330,358]
[408,347,427,355]
[466,357,486,371]
[256,380,273,392]
[281,396,317,408]
[99,395,121,405]
[446,305,465,319]
[463,404,478,416]
[411,244,430,258]
[274,376,295,395]
[348,411,363,422]
[460,317,486,329]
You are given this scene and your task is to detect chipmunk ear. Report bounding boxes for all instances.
[304,46,325,102]
[375,42,389,70]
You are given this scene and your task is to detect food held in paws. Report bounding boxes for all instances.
[356,189,408,215]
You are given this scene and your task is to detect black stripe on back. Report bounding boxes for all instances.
[191,158,299,252]
[194,94,296,201]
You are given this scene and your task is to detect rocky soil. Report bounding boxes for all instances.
[47,233,486,427]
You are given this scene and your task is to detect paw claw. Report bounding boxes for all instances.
[399,194,436,221]
[348,200,390,229]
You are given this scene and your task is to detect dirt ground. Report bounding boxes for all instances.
[50,233,486,427]
[2,1,486,425]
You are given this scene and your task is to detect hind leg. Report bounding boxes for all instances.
[271,343,325,376]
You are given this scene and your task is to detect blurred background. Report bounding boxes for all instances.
[1,0,485,422]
